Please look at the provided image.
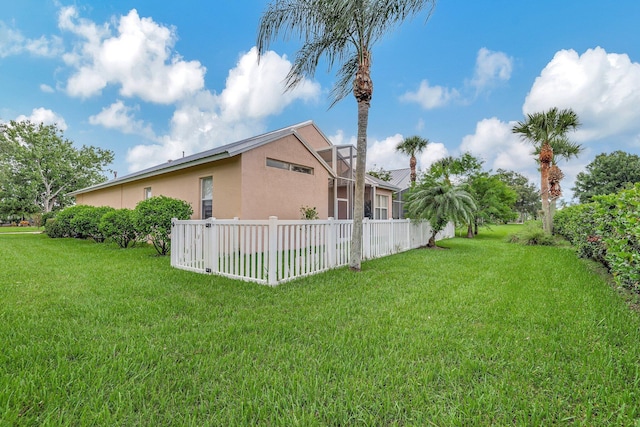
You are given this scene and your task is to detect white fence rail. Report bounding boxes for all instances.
[171,217,454,286]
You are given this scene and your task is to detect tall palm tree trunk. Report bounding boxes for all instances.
[540,142,553,233]
[410,155,417,183]
[350,51,372,271]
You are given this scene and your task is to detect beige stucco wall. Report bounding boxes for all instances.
[239,134,330,219]
[74,157,242,219]
[295,123,332,151]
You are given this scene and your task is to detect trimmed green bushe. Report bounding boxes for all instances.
[555,183,640,292]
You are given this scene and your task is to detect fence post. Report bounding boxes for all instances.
[209,217,218,274]
[327,217,336,268]
[171,218,178,267]
[268,216,278,286]
[363,218,371,259]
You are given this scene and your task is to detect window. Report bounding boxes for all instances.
[375,194,389,220]
[201,176,213,219]
[266,158,313,175]
[144,187,152,200]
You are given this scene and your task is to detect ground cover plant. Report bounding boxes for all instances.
[1,227,640,425]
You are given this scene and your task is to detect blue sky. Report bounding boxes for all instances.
[2,1,640,200]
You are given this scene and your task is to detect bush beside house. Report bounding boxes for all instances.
[45,196,193,255]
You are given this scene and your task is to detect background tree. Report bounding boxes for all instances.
[573,151,640,203]
[0,120,114,214]
[511,108,581,233]
[396,135,429,184]
[367,166,392,182]
[465,173,517,237]
[257,0,437,271]
[495,169,541,221]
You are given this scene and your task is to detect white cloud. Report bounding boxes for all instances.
[59,7,205,103]
[400,79,459,109]
[523,47,640,141]
[0,21,63,58]
[89,100,156,139]
[125,48,321,172]
[15,107,68,131]
[460,117,535,180]
[40,84,55,93]
[469,47,513,92]
[329,131,448,173]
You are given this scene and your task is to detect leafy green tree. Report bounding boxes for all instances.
[466,173,517,237]
[257,0,437,271]
[99,209,138,248]
[406,179,476,247]
[396,135,429,184]
[0,120,113,214]
[134,196,193,256]
[512,108,581,233]
[367,166,392,182]
[495,169,541,221]
[573,151,640,203]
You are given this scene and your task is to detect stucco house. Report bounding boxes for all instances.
[69,121,398,220]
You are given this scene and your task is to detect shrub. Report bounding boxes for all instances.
[99,209,137,248]
[45,205,93,238]
[593,186,640,292]
[71,206,115,242]
[133,196,193,255]
[507,221,557,246]
[554,203,606,263]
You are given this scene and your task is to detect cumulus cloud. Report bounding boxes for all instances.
[89,100,156,139]
[460,117,534,178]
[469,47,513,92]
[523,47,640,141]
[0,21,63,58]
[59,7,205,103]
[400,80,459,109]
[125,48,321,172]
[15,107,68,131]
[40,84,55,93]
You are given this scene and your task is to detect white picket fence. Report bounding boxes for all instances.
[171,217,454,286]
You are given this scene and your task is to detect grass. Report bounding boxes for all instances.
[1,226,640,426]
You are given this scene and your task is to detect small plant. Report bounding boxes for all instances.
[507,221,557,246]
[300,205,319,220]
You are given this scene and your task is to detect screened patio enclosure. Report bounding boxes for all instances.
[317,145,395,220]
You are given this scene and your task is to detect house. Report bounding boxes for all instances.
[69,121,398,220]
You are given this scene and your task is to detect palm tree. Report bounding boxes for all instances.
[257,0,437,271]
[406,182,476,247]
[396,135,429,184]
[511,107,581,233]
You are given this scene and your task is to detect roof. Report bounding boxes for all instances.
[365,173,400,192]
[387,168,412,190]
[68,121,336,196]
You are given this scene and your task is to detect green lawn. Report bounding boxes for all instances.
[1,226,639,426]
